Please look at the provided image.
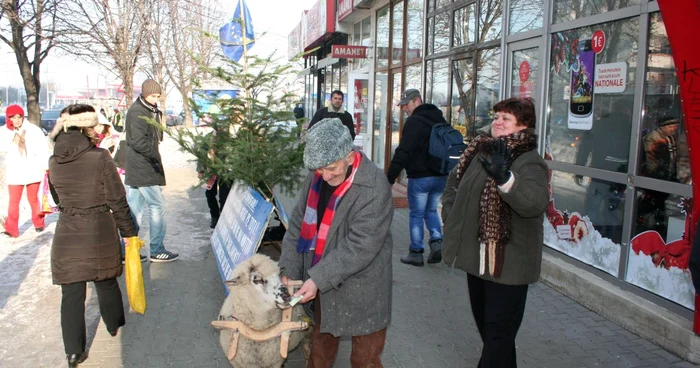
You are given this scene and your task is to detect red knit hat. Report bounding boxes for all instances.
[5,104,24,130]
[5,104,24,117]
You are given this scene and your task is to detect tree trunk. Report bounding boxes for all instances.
[16,57,41,126]
[123,74,134,108]
[181,86,193,128]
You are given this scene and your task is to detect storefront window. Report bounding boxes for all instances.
[638,12,690,185]
[433,11,450,54]
[475,47,500,132]
[376,7,390,68]
[553,0,640,24]
[406,0,424,62]
[511,47,538,99]
[361,19,371,69]
[374,72,388,167]
[479,0,503,43]
[340,62,348,96]
[454,4,476,48]
[546,18,639,170]
[427,17,434,55]
[543,170,623,276]
[405,63,422,93]
[452,58,474,137]
[392,1,404,66]
[426,60,434,102]
[509,0,543,34]
[436,0,450,10]
[430,57,450,118]
[627,188,695,309]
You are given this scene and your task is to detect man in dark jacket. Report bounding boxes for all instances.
[387,88,447,267]
[124,79,179,262]
[308,90,356,140]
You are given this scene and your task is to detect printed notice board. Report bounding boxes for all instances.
[211,183,274,292]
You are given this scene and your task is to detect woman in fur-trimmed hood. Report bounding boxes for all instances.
[48,104,138,367]
[441,97,548,367]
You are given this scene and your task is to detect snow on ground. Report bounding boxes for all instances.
[0,130,211,366]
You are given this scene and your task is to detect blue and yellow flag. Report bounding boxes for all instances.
[219,0,255,62]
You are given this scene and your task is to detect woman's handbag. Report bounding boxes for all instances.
[125,237,147,314]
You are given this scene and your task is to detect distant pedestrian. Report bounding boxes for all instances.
[279,118,394,367]
[387,89,448,267]
[95,114,119,154]
[123,79,179,262]
[0,104,49,237]
[308,90,356,140]
[441,97,548,367]
[47,104,138,367]
[293,103,304,119]
[196,131,231,229]
[111,108,124,133]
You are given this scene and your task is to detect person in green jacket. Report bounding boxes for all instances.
[441,97,549,367]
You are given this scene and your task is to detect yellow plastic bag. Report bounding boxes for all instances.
[125,237,146,314]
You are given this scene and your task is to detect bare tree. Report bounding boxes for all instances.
[163,0,222,127]
[0,0,66,124]
[142,0,172,126]
[63,0,151,107]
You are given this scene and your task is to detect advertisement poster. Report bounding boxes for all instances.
[567,38,596,130]
[210,183,274,292]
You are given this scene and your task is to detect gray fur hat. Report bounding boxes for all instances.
[304,118,354,169]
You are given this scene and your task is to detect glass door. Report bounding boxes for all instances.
[385,71,404,173]
[506,38,541,102]
[373,72,388,168]
[348,73,370,153]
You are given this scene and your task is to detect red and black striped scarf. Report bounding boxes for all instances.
[456,131,537,278]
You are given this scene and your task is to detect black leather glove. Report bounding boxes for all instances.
[478,139,511,186]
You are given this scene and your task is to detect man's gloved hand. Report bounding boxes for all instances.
[478,139,511,186]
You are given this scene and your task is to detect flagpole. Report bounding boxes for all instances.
[240,0,251,106]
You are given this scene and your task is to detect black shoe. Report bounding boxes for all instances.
[67,352,88,367]
[210,217,219,229]
[427,239,442,264]
[121,255,148,264]
[1,231,12,238]
[400,250,424,267]
[35,227,45,233]
[150,251,179,263]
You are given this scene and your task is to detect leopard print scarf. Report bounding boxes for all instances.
[456,130,537,279]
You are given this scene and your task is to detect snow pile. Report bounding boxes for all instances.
[543,216,621,276]
[626,249,695,309]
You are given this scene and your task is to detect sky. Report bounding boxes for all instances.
[0,0,317,105]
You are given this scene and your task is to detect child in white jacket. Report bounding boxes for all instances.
[0,104,49,237]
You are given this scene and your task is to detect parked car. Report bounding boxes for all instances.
[41,109,62,132]
[0,114,5,127]
[165,109,183,126]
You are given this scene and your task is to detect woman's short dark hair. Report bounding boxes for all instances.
[493,97,536,129]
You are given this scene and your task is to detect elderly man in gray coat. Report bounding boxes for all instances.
[279,118,394,368]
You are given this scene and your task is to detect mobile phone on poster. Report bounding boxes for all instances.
[568,38,595,130]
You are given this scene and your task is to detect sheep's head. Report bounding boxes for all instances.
[226,254,292,310]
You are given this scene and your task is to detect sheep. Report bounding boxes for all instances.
[217,254,310,368]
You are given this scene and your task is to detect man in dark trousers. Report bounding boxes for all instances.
[387,88,448,267]
[308,90,356,140]
[124,79,179,262]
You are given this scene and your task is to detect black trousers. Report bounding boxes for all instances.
[467,274,528,368]
[205,179,231,219]
[60,278,125,354]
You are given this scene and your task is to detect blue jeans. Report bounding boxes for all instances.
[407,176,447,252]
[126,186,167,255]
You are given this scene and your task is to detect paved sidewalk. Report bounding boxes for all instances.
[0,136,698,367]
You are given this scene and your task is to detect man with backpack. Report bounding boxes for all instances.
[387,88,465,267]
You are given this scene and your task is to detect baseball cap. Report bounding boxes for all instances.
[397,88,422,106]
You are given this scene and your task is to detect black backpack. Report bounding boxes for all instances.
[415,116,467,175]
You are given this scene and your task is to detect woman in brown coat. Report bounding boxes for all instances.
[48,104,138,367]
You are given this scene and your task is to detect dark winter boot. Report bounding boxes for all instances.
[210,216,219,229]
[400,249,424,267]
[427,239,442,264]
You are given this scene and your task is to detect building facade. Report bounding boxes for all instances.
[290,0,695,322]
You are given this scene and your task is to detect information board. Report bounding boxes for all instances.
[211,183,274,292]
